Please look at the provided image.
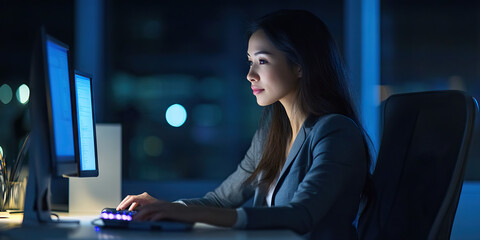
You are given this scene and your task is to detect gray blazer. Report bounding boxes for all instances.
[181,114,367,240]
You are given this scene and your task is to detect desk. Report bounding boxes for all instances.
[0,212,303,240]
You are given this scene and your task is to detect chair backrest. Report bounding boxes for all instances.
[358,90,478,240]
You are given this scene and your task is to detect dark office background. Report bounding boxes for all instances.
[0,0,479,199]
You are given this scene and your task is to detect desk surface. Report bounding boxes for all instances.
[0,212,303,240]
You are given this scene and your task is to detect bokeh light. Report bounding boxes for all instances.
[0,84,13,104]
[16,84,30,104]
[165,104,187,127]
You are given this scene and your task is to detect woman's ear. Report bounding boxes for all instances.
[295,65,303,78]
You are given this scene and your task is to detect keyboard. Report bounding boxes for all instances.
[100,208,193,231]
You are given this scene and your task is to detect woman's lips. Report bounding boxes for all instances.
[253,89,264,95]
[252,86,264,95]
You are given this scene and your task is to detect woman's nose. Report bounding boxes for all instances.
[246,67,259,82]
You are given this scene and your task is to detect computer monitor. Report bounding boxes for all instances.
[72,71,99,177]
[24,27,97,224]
[45,35,78,177]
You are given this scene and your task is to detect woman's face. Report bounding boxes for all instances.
[247,30,301,107]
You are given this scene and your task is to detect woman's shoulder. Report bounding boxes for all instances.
[306,113,364,142]
[306,114,366,162]
[308,113,360,131]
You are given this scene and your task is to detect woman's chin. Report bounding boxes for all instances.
[256,100,272,107]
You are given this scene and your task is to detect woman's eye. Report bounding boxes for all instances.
[247,60,253,67]
[259,59,267,64]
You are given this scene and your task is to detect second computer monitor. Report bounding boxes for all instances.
[73,71,99,177]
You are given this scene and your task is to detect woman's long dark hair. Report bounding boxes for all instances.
[244,9,374,204]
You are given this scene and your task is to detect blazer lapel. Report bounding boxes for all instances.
[271,120,312,205]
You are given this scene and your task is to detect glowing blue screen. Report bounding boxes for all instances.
[46,39,74,160]
[75,74,96,171]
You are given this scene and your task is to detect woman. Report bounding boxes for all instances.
[117,9,372,240]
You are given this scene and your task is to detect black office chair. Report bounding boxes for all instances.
[358,90,478,240]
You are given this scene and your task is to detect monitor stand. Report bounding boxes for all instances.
[23,130,79,225]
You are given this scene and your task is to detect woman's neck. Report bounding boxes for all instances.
[280,97,307,139]
[283,103,306,159]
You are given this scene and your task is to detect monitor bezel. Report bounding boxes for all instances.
[72,70,99,177]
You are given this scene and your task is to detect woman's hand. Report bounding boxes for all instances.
[133,200,185,221]
[116,192,159,211]
[133,200,238,228]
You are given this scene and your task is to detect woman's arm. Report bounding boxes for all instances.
[133,200,238,227]
[178,130,264,208]
[117,130,264,211]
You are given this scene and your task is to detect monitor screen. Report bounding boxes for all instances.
[46,39,75,161]
[74,71,99,176]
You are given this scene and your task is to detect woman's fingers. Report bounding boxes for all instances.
[116,192,158,210]
[129,202,139,211]
[116,195,134,210]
